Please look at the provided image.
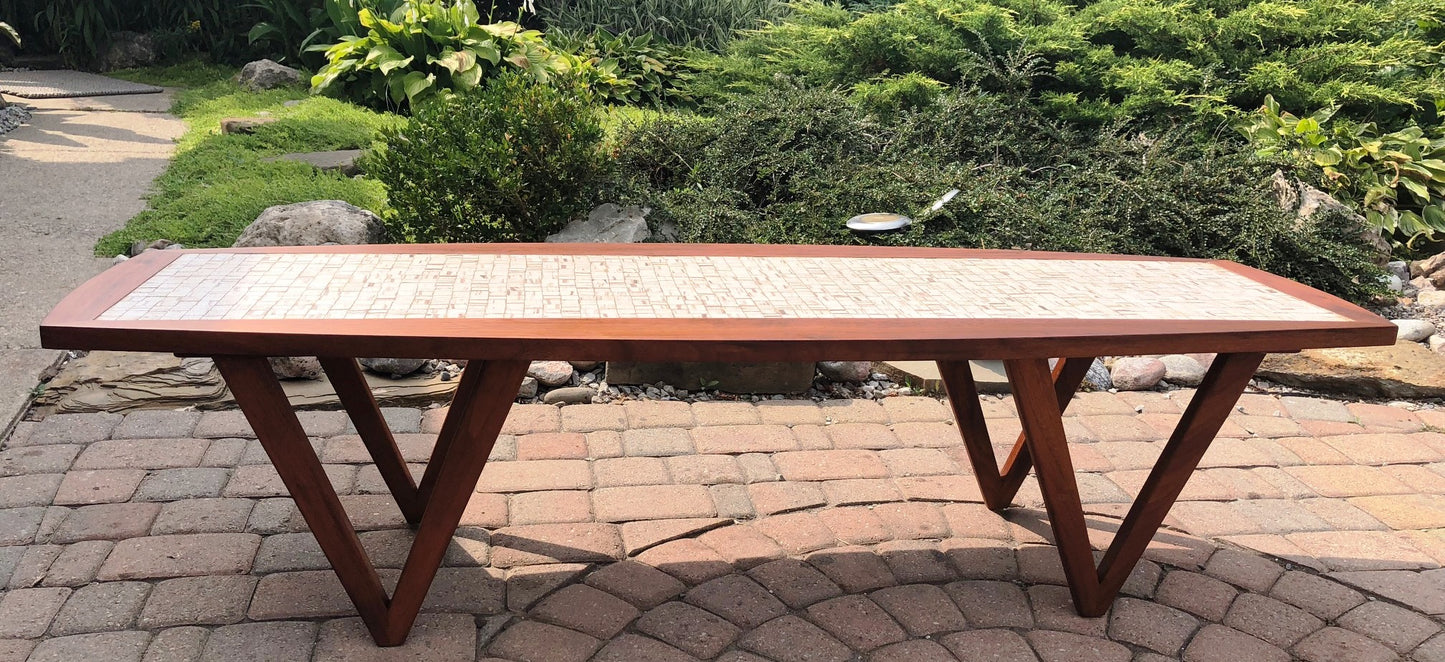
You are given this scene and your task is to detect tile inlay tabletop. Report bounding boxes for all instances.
[43,243,1396,361]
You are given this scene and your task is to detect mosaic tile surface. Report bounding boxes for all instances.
[95,252,1347,322]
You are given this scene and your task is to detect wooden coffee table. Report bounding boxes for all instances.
[42,243,1395,646]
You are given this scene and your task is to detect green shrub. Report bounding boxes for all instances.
[368,74,607,243]
[546,29,693,105]
[687,0,1445,131]
[537,0,789,50]
[311,0,567,111]
[610,87,1386,301]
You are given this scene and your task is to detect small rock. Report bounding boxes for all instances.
[358,358,426,378]
[1394,319,1437,342]
[112,254,129,266]
[1110,357,1166,391]
[1186,353,1217,370]
[527,361,574,387]
[1412,276,1438,292]
[1419,290,1445,307]
[1411,252,1445,288]
[1159,354,1207,386]
[518,377,538,399]
[162,243,185,250]
[130,239,173,256]
[267,150,363,177]
[817,361,872,383]
[1387,260,1411,282]
[1429,334,1445,353]
[569,361,600,371]
[1084,358,1112,390]
[543,387,594,405]
[269,357,322,380]
[234,200,384,247]
[101,31,156,70]
[1386,273,1404,292]
[236,59,303,90]
[220,117,279,135]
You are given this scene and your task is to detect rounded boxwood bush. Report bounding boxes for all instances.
[367,74,607,244]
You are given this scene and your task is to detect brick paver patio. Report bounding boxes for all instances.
[2,390,1444,660]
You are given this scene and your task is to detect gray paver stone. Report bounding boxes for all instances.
[201,622,318,662]
[0,587,70,638]
[140,626,209,662]
[26,631,150,662]
[48,581,151,635]
[138,575,258,628]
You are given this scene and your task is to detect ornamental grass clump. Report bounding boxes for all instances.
[366,73,607,243]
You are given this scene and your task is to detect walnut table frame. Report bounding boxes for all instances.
[41,243,1395,646]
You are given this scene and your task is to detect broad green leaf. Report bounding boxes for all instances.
[1424,205,1445,230]
[431,49,476,74]
[454,63,484,87]
[1400,177,1431,202]
[402,71,434,104]
[1312,146,1343,166]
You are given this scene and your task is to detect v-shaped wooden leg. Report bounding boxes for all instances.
[217,356,526,646]
[1004,353,1264,616]
[320,357,423,525]
[939,358,1093,511]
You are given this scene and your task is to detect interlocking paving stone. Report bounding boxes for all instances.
[50,502,161,543]
[1293,626,1398,662]
[26,631,150,662]
[1108,598,1200,655]
[684,575,788,628]
[141,626,209,662]
[201,622,317,662]
[939,628,1038,661]
[1335,600,1441,653]
[0,445,79,477]
[150,498,254,535]
[1029,584,1109,637]
[635,601,741,658]
[591,633,696,662]
[96,533,260,580]
[1028,629,1132,662]
[12,397,1445,659]
[505,563,589,612]
[0,587,70,638]
[1184,624,1289,662]
[137,575,257,628]
[1223,593,1322,648]
[47,580,150,635]
[532,584,641,638]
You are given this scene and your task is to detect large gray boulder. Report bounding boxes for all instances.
[546,204,651,243]
[234,200,385,248]
[1271,170,1392,264]
[237,59,303,91]
[101,32,157,71]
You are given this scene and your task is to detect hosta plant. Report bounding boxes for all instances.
[311,0,568,111]
[548,29,691,105]
[1237,95,1445,247]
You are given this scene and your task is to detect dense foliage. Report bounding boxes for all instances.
[536,0,789,51]
[0,0,259,64]
[547,29,693,105]
[311,1,566,111]
[367,74,607,243]
[610,88,1387,300]
[687,0,1445,131]
[1238,96,1445,245]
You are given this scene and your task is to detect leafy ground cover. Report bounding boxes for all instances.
[93,65,395,257]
